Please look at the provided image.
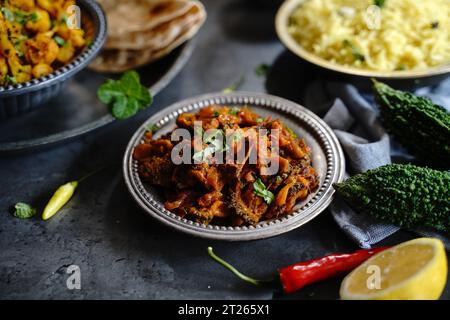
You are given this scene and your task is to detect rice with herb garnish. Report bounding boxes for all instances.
[288,0,450,71]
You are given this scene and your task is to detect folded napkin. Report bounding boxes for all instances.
[302,78,450,250]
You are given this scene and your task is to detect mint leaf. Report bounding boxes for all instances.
[97,71,153,120]
[14,202,36,219]
[97,79,123,104]
[253,178,274,204]
[111,95,139,120]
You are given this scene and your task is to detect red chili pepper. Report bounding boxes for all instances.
[278,247,388,294]
[208,246,389,294]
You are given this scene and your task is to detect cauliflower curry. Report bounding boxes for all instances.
[0,0,87,86]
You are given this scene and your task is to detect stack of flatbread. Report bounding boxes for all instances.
[91,0,206,73]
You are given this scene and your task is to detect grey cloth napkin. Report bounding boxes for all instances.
[302,78,450,249]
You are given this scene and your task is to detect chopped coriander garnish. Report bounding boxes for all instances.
[285,126,297,138]
[431,21,439,29]
[193,140,225,162]
[193,129,229,162]
[228,107,240,115]
[204,129,222,144]
[255,63,270,77]
[374,0,386,8]
[231,131,243,142]
[30,12,38,22]
[14,10,36,25]
[213,111,220,117]
[145,124,159,133]
[97,71,153,119]
[253,178,274,204]
[1,7,14,21]
[54,35,66,46]
[343,39,365,62]
[5,75,17,85]
[13,202,36,219]
[256,118,264,123]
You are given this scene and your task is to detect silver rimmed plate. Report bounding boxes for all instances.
[123,92,345,241]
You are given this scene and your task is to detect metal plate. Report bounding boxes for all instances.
[0,41,195,153]
[123,92,346,241]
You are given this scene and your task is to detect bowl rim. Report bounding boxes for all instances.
[122,91,346,241]
[0,0,107,96]
[275,0,450,79]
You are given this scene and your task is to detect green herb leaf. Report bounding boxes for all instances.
[343,39,365,62]
[255,63,270,77]
[193,130,228,162]
[228,107,240,115]
[253,178,274,204]
[53,35,65,46]
[374,0,386,8]
[146,124,159,133]
[204,129,222,144]
[14,202,36,219]
[1,7,14,21]
[285,126,297,138]
[5,75,17,85]
[97,71,153,120]
[231,131,242,142]
[30,12,38,22]
[13,10,35,25]
[223,75,245,93]
[256,117,264,123]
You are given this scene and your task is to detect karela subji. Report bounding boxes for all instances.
[373,81,450,169]
[333,164,450,232]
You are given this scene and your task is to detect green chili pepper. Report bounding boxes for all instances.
[41,167,105,220]
[42,181,78,220]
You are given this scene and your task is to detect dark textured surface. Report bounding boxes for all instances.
[0,0,449,300]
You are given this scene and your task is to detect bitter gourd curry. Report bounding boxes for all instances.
[373,81,450,169]
[0,0,87,86]
[133,106,319,226]
[334,164,450,232]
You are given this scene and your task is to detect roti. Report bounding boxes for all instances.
[104,4,203,50]
[98,0,195,37]
[90,12,205,73]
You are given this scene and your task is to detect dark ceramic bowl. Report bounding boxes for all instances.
[0,0,107,119]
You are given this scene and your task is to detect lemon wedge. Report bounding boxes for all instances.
[340,238,448,300]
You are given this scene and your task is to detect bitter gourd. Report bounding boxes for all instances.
[333,164,450,232]
[373,81,450,169]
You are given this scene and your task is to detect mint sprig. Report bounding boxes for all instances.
[97,71,153,120]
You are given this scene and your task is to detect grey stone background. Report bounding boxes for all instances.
[1,0,449,299]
